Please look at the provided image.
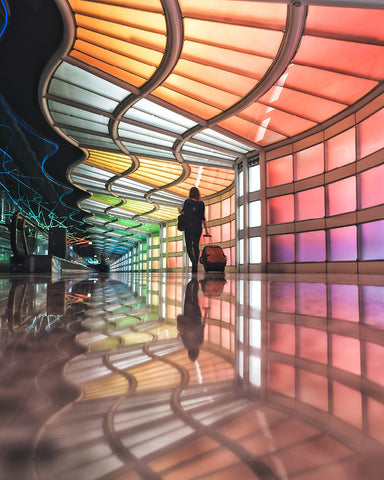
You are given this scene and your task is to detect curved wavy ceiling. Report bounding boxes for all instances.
[37,0,384,256]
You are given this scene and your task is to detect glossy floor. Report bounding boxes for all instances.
[1,272,384,480]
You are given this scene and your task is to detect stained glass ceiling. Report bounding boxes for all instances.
[38,0,384,255]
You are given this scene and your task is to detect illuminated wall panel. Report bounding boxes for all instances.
[267,195,294,224]
[328,226,357,261]
[249,200,261,227]
[268,234,295,263]
[207,202,221,221]
[249,236,261,264]
[238,204,244,230]
[296,187,324,221]
[294,143,324,181]
[221,223,231,241]
[266,97,384,271]
[266,155,293,187]
[327,177,356,215]
[359,220,384,260]
[249,164,260,192]
[326,128,355,171]
[297,230,326,262]
[222,197,231,217]
[357,107,384,159]
[359,163,384,209]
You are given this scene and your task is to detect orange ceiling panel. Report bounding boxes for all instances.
[258,87,346,123]
[179,0,287,29]
[295,36,384,81]
[76,29,163,66]
[305,6,384,43]
[239,103,316,138]
[75,15,166,51]
[217,116,286,146]
[95,0,163,11]
[173,59,257,97]
[70,51,146,87]
[280,65,378,104]
[182,41,273,80]
[160,74,240,111]
[69,1,166,34]
[73,39,158,79]
[183,19,284,57]
[152,86,221,120]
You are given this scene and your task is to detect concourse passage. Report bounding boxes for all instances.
[1,272,384,480]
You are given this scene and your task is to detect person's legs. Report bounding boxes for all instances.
[191,233,201,272]
[185,230,195,267]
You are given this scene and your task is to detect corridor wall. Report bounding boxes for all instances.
[264,89,384,274]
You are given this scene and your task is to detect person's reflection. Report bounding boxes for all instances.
[177,278,206,362]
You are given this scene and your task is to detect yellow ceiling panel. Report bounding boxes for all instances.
[86,149,133,175]
[147,205,180,221]
[129,158,183,187]
[119,200,153,214]
[168,165,234,198]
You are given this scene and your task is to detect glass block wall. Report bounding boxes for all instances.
[264,91,384,274]
[236,157,262,272]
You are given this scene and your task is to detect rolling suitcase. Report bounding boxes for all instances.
[199,242,227,273]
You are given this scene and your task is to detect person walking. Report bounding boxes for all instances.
[181,187,209,273]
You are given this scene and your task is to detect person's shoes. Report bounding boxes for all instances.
[191,265,198,273]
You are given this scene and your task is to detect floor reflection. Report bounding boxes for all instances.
[1,272,384,479]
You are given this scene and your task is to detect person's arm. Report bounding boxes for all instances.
[180,199,187,214]
[202,204,209,236]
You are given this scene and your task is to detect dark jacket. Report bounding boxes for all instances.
[182,198,206,235]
